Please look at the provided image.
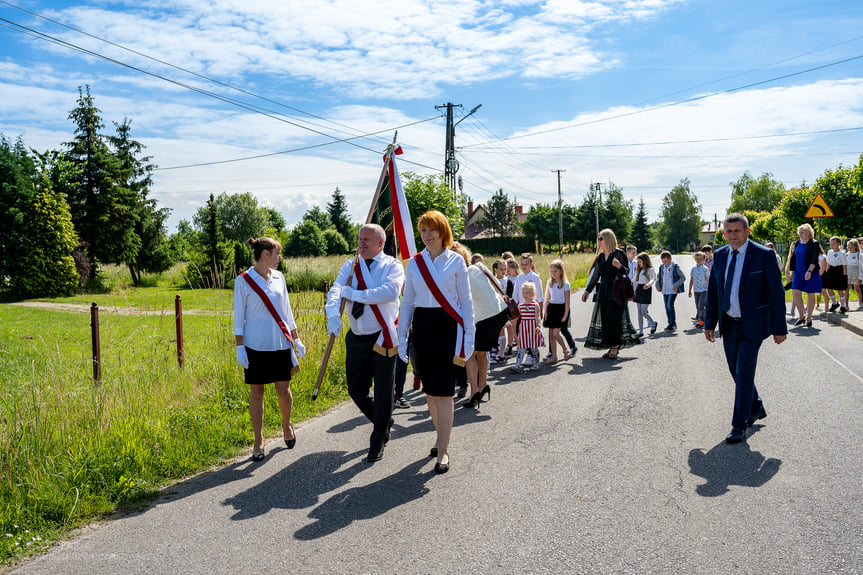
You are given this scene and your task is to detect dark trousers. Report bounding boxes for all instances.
[721,317,764,428]
[560,326,576,350]
[345,330,396,449]
[663,293,678,325]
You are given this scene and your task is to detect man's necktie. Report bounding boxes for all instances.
[351,259,375,319]
[721,249,739,314]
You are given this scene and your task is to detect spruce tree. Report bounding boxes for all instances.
[630,198,652,252]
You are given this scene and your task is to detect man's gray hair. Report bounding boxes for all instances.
[361,223,386,241]
[724,212,749,228]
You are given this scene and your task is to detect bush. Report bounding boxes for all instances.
[285,221,326,257]
[322,228,349,255]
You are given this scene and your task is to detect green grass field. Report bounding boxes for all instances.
[0,287,349,563]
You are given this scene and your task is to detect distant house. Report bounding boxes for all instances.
[700,221,721,246]
[461,201,528,239]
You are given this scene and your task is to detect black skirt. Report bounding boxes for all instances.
[411,307,457,397]
[542,302,570,328]
[823,265,848,291]
[475,309,509,351]
[244,347,294,385]
[633,284,652,304]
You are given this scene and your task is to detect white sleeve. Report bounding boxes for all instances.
[325,259,354,319]
[233,281,246,337]
[279,278,297,332]
[398,262,417,343]
[534,273,544,302]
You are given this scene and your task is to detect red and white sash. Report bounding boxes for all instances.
[240,271,300,373]
[353,257,399,357]
[414,251,467,366]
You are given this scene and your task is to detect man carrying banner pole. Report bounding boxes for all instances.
[325,223,404,462]
[317,140,416,461]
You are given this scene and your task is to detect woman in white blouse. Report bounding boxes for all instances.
[398,211,475,474]
[233,237,305,461]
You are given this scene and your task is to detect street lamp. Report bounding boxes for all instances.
[592,182,604,240]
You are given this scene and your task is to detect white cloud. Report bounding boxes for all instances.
[32,0,683,98]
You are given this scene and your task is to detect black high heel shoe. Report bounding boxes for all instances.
[463,392,481,409]
[479,385,490,401]
[285,424,296,449]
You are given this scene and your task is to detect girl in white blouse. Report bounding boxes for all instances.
[398,211,475,474]
[633,252,658,336]
[233,237,305,461]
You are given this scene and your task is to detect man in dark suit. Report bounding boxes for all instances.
[704,213,788,443]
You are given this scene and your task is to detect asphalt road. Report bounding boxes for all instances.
[13,255,863,574]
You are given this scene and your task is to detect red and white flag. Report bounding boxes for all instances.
[371,145,417,260]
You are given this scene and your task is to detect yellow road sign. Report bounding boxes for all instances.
[804,193,834,218]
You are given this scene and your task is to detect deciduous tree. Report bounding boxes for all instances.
[728,172,785,213]
[657,178,701,252]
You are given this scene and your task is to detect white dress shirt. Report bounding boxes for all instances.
[233,267,297,351]
[398,247,475,344]
[325,252,404,336]
[723,240,749,319]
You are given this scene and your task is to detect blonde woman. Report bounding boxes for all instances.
[580,228,640,359]
[788,223,822,327]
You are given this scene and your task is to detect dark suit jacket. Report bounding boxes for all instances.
[704,241,788,341]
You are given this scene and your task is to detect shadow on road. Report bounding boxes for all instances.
[571,356,635,374]
[222,449,369,520]
[687,430,781,497]
[294,458,433,540]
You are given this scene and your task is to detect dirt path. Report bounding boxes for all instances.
[5,301,229,316]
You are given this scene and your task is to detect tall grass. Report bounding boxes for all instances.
[0,291,348,563]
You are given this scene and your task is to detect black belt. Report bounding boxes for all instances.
[723,313,742,323]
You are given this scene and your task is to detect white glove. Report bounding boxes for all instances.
[398,337,409,363]
[327,315,342,336]
[341,286,355,300]
[463,333,475,360]
[293,338,306,359]
[236,345,249,369]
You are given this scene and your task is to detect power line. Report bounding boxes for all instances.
[0,14,443,171]
[461,53,863,148]
[0,0,393,146]
[476,125,863,150]
[155,116,441,170]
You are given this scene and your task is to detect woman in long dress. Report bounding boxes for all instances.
[580,228,640,359]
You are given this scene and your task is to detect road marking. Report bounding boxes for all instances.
[810,340,863,384]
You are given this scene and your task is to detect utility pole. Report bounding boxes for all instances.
[553,169,566,254]
[592,182,604,240]
[435,102,482,197]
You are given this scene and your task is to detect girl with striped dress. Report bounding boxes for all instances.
[511,282,544,373]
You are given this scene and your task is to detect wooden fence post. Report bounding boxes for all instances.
[90,302,101,383]
[175,295,185,368]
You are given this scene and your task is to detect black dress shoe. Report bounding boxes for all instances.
[747,405,767,427]
[366,445,384,462]
[725,427,747,444]
[794,317,805,326]
[429,447,438,458]
[434,461,449,474]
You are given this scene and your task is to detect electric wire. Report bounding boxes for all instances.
[0,15,443,171]
[462,53,863,147]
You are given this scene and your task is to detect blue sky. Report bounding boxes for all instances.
[1,0,862,232]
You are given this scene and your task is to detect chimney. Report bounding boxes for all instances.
[467,201,474,217]
[515,205,523,215]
